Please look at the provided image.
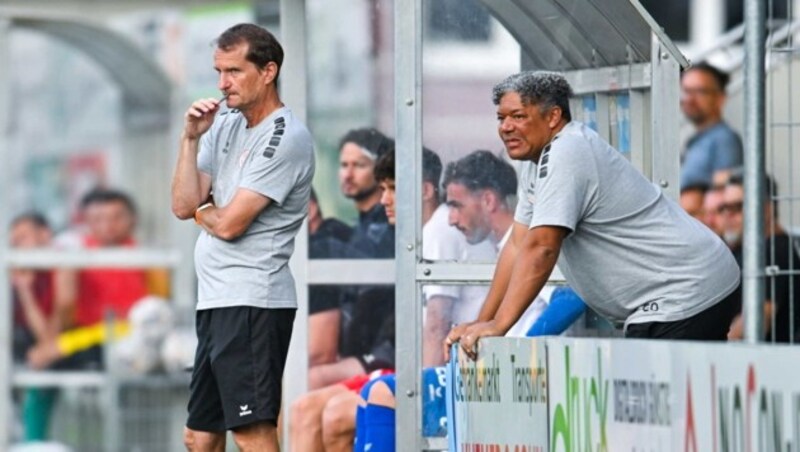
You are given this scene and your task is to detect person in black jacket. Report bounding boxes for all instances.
[723,170,800,343]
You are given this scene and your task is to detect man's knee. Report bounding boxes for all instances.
[232,421,277,451]
[291,393,323,429]
[321,393,358,438]
[367,381,396,408]
[183,427,195,450]
[184,426,224,452]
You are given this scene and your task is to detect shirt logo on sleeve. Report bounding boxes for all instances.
[262,116,286,159]
[538,144,551,178]
[527,180,536,204]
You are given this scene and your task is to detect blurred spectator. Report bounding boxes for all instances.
[303,128,395,392]
[19,190,166,442]
[723,171,800,343]
[10,213,56,364]
[681,184,708,220]
[27,189,149,369]
[308,188,352,366]
[702,188,725,236]
[680,63,743,212]
[338,128,394,258]
[309,188,352,246]
[10,213,58,443]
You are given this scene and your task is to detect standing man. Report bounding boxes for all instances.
[679,63,743,215]
[449,71,740,357]
[171,23,315,452]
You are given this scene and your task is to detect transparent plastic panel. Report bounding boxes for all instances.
[306,0,396,232]
[307,284,395,387]
[422,0,520,264]
[304,1,397,393]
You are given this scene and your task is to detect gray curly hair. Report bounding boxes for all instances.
[492,71,573,121]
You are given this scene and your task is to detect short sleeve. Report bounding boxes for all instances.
[197,127,215,175]
[422,212,465,300]
[239,134,308,205]
[529,139,592,231]
[513,162,535,225]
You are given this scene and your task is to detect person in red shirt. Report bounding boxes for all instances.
[10,212,61,442]
[27,189,149,369]
[10,213,55,363]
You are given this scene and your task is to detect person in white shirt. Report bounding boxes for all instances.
[442,150,547,336]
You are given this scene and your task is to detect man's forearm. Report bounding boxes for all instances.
[171,135,204,219]
[18,289,50,342]
[475,241,518,322]
[493,244,559,333]
[195,204,221,237]
[424,295,455,366]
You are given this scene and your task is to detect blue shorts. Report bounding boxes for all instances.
[363,367,447,437]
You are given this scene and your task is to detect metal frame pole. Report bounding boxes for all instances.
[650,32,681,202]
[278,0,310,447]
[0,18,12,449]
[395,0,423,449]
[743,0,767,343]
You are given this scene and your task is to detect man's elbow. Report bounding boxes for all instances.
[525,244,561,274]
[171,198,197,220]
[529,243,560,261]
[212,222,246,241]
[172,205,195,220]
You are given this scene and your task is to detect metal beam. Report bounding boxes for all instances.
[650,32,681,201]
[307,260,395,285]
[278,0,309,448]
[416,262,566,284]
[563,63,651,95]
[395,0,423,449]
[743,0,767,343]
[0,17,11,450]
[5,249,181,268]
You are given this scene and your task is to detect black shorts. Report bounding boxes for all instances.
[625,299,733,341]
[186,306,296,432]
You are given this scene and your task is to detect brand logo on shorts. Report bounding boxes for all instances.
[239,404,252,417]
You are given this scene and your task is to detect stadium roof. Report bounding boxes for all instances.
[480,0,689,70]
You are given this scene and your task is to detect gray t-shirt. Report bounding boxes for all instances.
[514,121,739,328]
[194,105,315,310]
